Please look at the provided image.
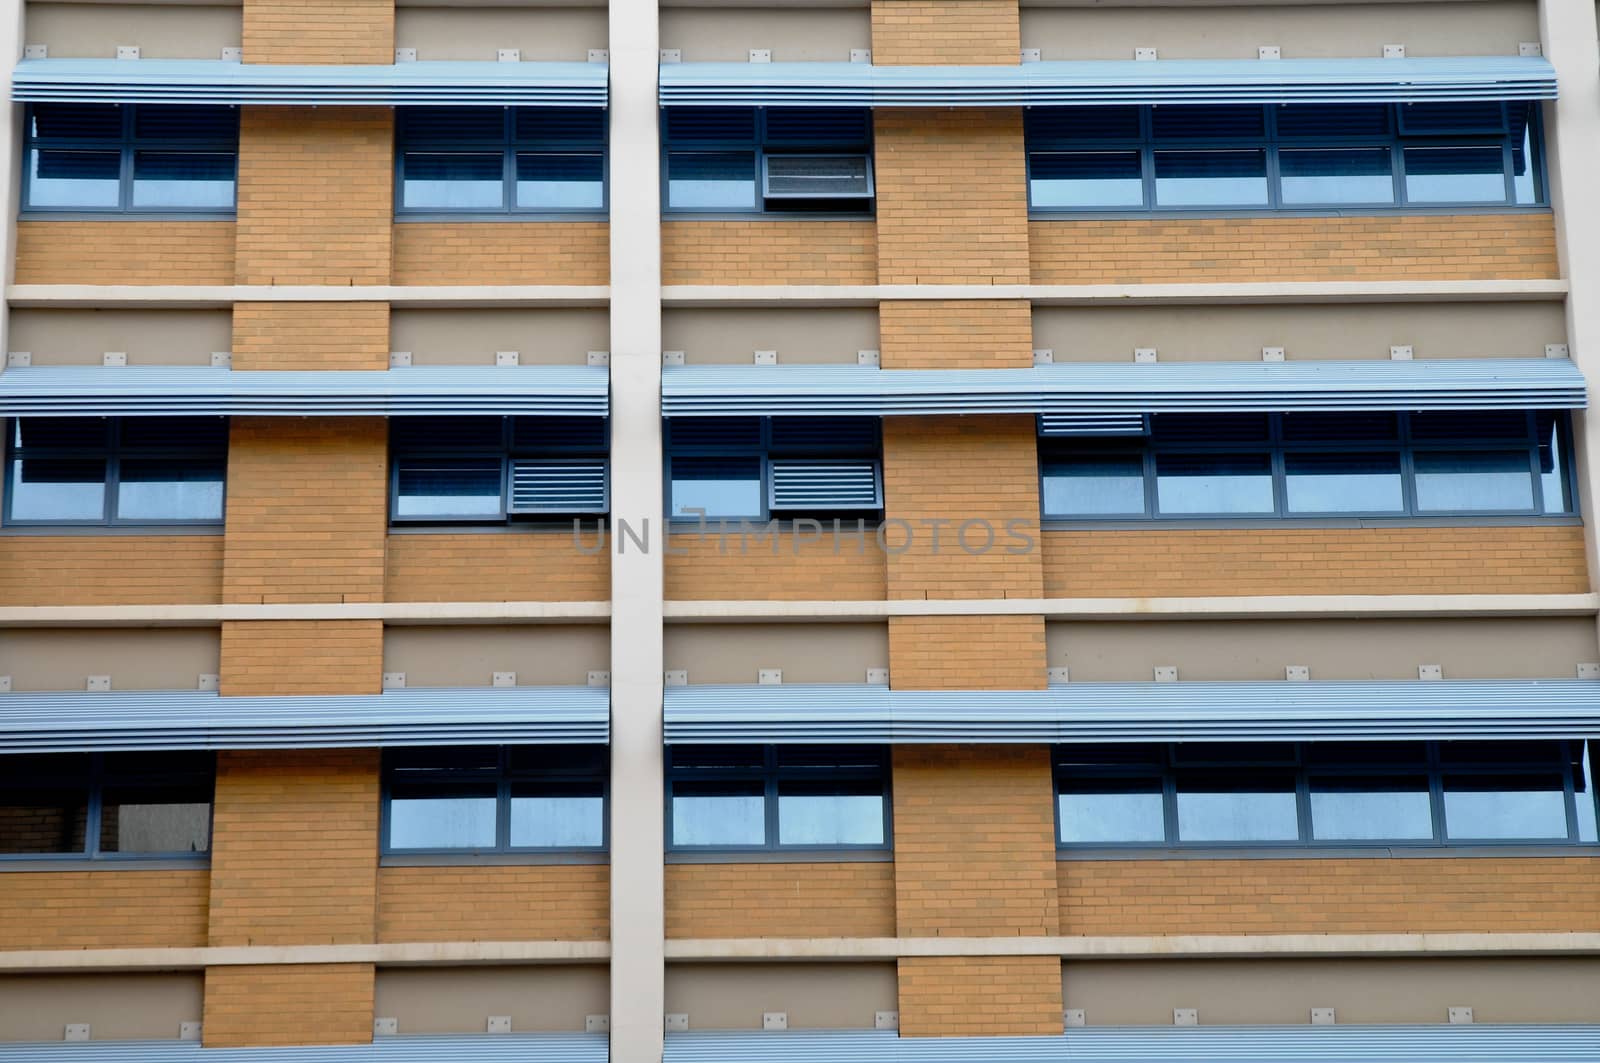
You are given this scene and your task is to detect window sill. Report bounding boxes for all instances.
[1029,204,1552,222]
[19,211,236,222]
[380,852,607,867]
[394,212,608,224]
[1057,845,1600,861]
[388,522,599,535]
[0,856,210,872]
[0,524,225,537]
[1039,515,1581,532]
[667,849,892,864]
[664,211,876,222]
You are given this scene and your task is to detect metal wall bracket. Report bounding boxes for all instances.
[198,674,220,692]
[389,351,413,367]
[1020,48,1041,63]
[1047,667,1071,684]
[665,1014,690,1032]
[857,350,880,366]
[1546,344,1570,359]
[762,1013,788,1031]
[1261,347,1285,362]
[24,45,46,59]
[87,675,111,692]
[850,49,871,64]
[1173,1009,1198,1026]
[587,49,608,63]
[211,352,233,368]
[492,671,516,687]
[866,668,889,684]
[1258,46,1281,60]
[875,1011,900,1030]
[487,1016,512,1034]
[1390,345,1413,361]
[8,353,32,367]
[1383,44,1406,58]
[1286,665,1310,682]
[496,351,520,366]
[382,672,406,690]
[1448,1007,1473,1024]
[103,352,127,367]
[1135,47,1158,61]
[587,671,610,687]
[753,350,778,366]
[1578,663,1600,680]
[758,668,782,685]
[1134,348,1158,363]
[663,351,686,366]
[221,47,241,61]
[395,48,417,62]
[64,1025,90,1042]
[497,49,520,63]
[1063,1010,1086,1028]
[374,1018,398,1036]
[1033,348,1054,365]
[587,351,611,367]
[665,670,688,687]
[179,1022,203,1041]
[1153,666,1178,683]
[586,1016,610,1033]
[1311,1008,1335,1025]
[1418,664,1443,681]
[749,49,772,63]
[116,46,140,60]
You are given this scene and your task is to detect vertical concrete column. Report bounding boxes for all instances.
[608,0,665,1054]
[0,0,23,361]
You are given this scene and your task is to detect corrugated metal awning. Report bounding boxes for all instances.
[0,365,608,417]
[659,56,1557,107]
[0,1035,606,1062]
[11,59,608,106]
[663,680,1600,744]
[661,359,1586,417]
[0,687,609,752]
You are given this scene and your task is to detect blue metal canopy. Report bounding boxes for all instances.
[0,1035,607,1063]
[663,680,1600,744]
[0,365,608,417]
[0,686,609,753]
[661,359,1586,418]
[11,58,608,106]
[659,56,1557,107]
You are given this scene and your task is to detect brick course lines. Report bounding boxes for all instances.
[387,533,611,602]
[897,956,1063,1036]
[1058,857,1600,936]
[870,0,1021,66]
[661,221,878,285]
[219,620,383,697]
[222,418,387,605]
[666,862,897,939]
[378,866,609,942]
[875,109,1030,285]
[889,615,1047,691]
[665,531,888,601]
[207,749,379,947]
[1029,214,1561,284]
[392,223,609,286]
[880,300,1034,369]
[0,870,209,950]
[0,536,223,606]
[1041,525,1590,598]
[203,964,375,1047]
[242,0,393,65]
[232,302,389,371]
[14,222,235,285]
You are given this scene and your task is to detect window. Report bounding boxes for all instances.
[396,107,606,215]
[383,746,607,854]
[667,745,890,852]
[663,107,873,213]
[23,104,238,213]
[1039,411,1574,521]
[666,416,881,521]
[4,417,228,526]
[1055,741,1599,848]
[0,752,213,860]
[1026,102,1543,212]
[390,416,609,523]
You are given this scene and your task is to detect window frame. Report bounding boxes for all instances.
[665,416,883,523]
[661,107,875,216]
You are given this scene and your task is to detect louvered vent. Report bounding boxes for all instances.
[668,417,763,448]
[398,106,507,144]
[665,106,757,143]
[1152,104,1266,139]
[511,415,608,451]
[132,104,239,141]
[769,416,878,452]
[763,107,871,146]
[1275,103,1391,138]
[763,154,872,198]
[769,459,881,510]
[29,102,122,139]
[515,107,606,144]
[1399,101,1507,134]
[1025,105,1141,144]
[1038,413,1149,437]
[509,459,608,513]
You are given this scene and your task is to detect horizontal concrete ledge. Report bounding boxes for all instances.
[0,601,612,627]
[661,280,1569,307]
[0,940,611,973]
[7,285,610,308]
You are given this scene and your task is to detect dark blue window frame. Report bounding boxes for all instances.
[665,415,883,523]
[1025,101,1546,214]
[394,107,608,217]
[661,106,875,215]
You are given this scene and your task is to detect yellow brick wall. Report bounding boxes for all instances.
[392,223,609,286]
[661,221,878,285]
[242,0,393,65]
[221,418,388,605]
[218,620,383,697]
[889,615,1046,690]
[0,870,210,950]
[665,862,898,939]
[0,537,223,606]
[898,956,1063,1036]
[203,964,374,1047]
[1029,214,1561,284]
[1058,858,1600,935]
[14,222,235,285]
[378,866,609,942]
[665,531,888,601]
[1041,525,1590,598]
[234,108,393,286]
[874,109,1030,285]
[232,302,390,371]
[870,0,1021,66]
[207,748,379,946]
[386,533,611,602]
[879,300,1034,369]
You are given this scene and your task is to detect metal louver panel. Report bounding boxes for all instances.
[0,687,610,752]
[0,1035,608,1063]
[769,459,881,510]
[762,154,873,198]
[1039,413,1149,437]
[12,59,608,106]
[663,680,1600,744]
[659,56,1557,107]
[509,458,609,513]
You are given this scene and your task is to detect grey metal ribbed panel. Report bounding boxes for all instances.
[660,360,1587,418]
[659,56,1557,107]
[662,680,1600,744]
[0,366,608,418]
[0,1034,607,1062]
[11,59,608,106]
[0,687,609,752]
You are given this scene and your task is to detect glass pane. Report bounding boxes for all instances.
[1155,454,1274,514]
[1537,413,1573,514]
[99,783,211,853]
[1513,117,1538,205]
[116,458,225,521]
[667,152,756,209]
[131,152,235,208]
[388,746,500,776]
[1042,454,1145,516]
[1404,146,1507,204]
[1413,451,1534,512]
[1284,452,1403,514]
[401,152,503,209]
[1280,148,1395,205]
[9,458,107,521]
[510,783,604,847]
[1176,775,1299,841]
[672,780,765,846]
[1154,150,1268,207]
[1310,776,1433,840]
[31,103,122,140]
[388,790,497,849]
[395,459,503,518]
[1029,152,1144,209]
[1058,779,1166,843]
[777,779,884,846]
[13,417,109,450]
[1443,774,1569,840]
[1578,744,1597,844]
[0,787,89,854]
[516,153,604,210]
[670,455,762,519]
[27,149,121,208]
